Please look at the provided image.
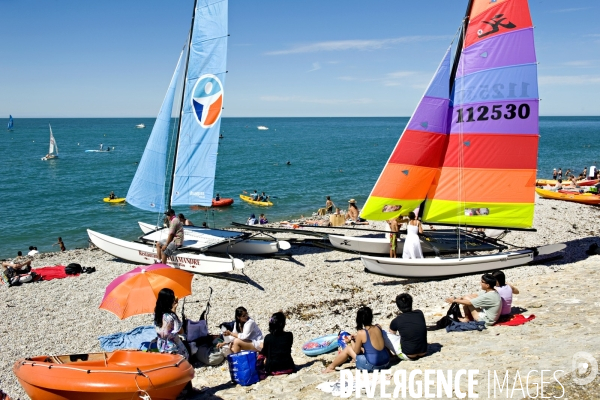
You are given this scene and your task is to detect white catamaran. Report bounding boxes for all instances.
[358,0,563,278]
[88,0,289,275]
[41,124,59,161]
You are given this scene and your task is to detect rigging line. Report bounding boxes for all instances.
[197,0,227,11]
[191,34,229,46]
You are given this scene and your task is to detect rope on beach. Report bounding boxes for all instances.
[18,359,185,375]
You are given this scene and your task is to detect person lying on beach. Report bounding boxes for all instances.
[217,306,264,354]
[323,306,391,373]
[445,273,502,326]
[492,270,519,316]
[389,293,428,360]
[2,258,32,273]
[259,312,295,376]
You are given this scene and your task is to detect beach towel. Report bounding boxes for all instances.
[494,314,536,326]
[98,325,157,352]
[31,265,78,281]
[446,320,486,332]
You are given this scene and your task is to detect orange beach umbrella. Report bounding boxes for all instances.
[100,263,193,320]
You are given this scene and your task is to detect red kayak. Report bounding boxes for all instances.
[212,198,234,207]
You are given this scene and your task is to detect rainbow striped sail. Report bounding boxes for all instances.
[362,0,538,229]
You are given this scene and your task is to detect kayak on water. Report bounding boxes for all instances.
[239,194,273,206]
[103,197,126,203]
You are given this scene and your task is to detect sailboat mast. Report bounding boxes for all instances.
[167,0,199,210]
[449,0,474,92]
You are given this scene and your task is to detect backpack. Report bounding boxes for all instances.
[436,302,463,329]
[65,263,83,275]
[195,344,225,366]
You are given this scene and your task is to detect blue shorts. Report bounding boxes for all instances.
[356,355,389,372]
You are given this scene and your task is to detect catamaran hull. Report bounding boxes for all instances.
[87,229,243,273]
[329,231,502,255]
[137,222,290,254]
[362,250,534,278]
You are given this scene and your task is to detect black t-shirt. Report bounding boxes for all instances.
[260,331,295,372]
[389,310,428,356]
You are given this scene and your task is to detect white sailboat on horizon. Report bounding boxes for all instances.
[41,124,59,161]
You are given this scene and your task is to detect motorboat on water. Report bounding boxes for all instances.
[136,123,145,128]
[14,350,193,400]
[257,125,269,130]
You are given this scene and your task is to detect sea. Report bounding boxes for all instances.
[1,116,599,259]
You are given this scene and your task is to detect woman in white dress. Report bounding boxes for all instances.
[402,212,423,259]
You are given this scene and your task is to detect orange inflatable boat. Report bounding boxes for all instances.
[13,350,193,400]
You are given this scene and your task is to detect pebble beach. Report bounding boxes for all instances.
[2,196,600,399]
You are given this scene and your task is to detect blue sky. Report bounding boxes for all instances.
[0,0,598,117]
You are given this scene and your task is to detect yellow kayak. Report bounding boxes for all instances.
[239,194,273,206]
[103,197,126,203]
[535,188,600,205]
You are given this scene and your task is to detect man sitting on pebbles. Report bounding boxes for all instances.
[445,273,502,326]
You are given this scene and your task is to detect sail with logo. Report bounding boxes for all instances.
[88,0,289,275]
[359,0,564,277]
[126,0,227,211]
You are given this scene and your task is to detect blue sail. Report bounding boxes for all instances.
[171,0,228,207]
[126,50,185,212]
[7,115,13,130]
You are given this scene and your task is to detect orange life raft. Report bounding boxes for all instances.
[13,350,193,400]
[212,198,234,207]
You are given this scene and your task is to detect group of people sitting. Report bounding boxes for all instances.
[246,213,268,225]
[250,190,270,203]
[149,270,517,390]
[153,289,295,382]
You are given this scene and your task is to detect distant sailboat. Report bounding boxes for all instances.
[41,124,59,161]
[7,115,13,131]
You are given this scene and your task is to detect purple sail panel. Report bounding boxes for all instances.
[453,64,538,106]
[424,47,452,99]
[406,97,450,134]
[450,99,538,134]
[456,29,537,78]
